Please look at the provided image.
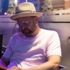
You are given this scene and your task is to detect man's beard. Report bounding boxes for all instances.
[21,27,36,37]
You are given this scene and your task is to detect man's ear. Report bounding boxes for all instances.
[35,16,38,23]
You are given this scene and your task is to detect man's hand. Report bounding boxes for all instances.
[0,59,7,67]
[7,66,23,70]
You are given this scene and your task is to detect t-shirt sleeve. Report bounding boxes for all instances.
[3,37,13,59]
[47,31,62,57]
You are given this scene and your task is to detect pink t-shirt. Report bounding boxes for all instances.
[3,29,61,69]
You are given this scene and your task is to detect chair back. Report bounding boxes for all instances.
[0,33,3,58]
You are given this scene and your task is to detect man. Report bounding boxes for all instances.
[0,2,61,70]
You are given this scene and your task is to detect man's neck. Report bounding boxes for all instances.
[31,27,41,37]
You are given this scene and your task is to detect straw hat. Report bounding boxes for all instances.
[10,2,43,20]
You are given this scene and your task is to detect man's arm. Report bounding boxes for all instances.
[27,55,61,70]
[7,55,61,70]
[0,57,10,67]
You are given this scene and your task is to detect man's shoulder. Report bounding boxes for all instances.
[11,32,19,38]
[11,32,24,40]
[41,28,57,34]
[10,32,20,40]
[13,32,19,36]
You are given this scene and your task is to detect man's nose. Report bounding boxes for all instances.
[24,23,28,25]
[22,24,29,28]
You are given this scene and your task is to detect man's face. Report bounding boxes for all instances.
[16,16,38,37]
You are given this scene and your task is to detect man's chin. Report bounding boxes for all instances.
[22,32,30,37]
[23,30,29,33]
[24,34,32,37]
[23,32,34,37]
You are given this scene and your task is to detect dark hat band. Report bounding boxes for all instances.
[16,10,36,14]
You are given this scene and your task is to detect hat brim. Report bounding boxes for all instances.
[10,12,43,20]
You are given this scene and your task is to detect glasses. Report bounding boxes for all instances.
[18,21,31,28]
[17,16,35,28]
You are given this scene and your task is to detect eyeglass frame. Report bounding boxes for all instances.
[17,16,35,28]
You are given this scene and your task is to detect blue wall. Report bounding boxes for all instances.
[0,0,9,15]
[18,0,26,4]
[18,0,33,4]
